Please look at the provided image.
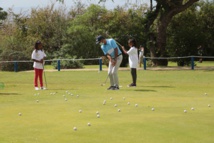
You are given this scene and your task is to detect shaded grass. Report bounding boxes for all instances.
[0,70,213,143]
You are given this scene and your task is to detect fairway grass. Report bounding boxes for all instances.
[0,69,213,143]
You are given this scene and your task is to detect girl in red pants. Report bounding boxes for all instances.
[31,40,46,90]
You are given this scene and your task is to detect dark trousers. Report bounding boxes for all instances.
[131,68,137,84]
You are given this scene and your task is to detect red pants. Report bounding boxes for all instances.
[34,68,43,87]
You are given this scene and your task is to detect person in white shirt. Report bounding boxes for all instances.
[121,39,138,87]
[31,40,46,90]
[139,46,144,67]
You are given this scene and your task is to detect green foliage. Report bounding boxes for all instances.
[0,7,7,22]
[62,4,146,66]
[0,50,33,71]
[52,55,84,69]
[0,1,214,70]
[0,25,33,71]
[198,0,214,56]
[167,3,214,66]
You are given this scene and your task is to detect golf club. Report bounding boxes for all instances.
[101,74,109,86]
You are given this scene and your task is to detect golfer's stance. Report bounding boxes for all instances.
[96,35,123,90]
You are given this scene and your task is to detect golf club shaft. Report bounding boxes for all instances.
[104,74,109,84]
[101,74,109,86]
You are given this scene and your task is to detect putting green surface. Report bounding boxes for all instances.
[0,69,213,143]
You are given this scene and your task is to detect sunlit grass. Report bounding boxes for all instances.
[0,70,213,143]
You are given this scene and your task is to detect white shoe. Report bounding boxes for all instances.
[35,87,39,90]
[41,87,46,90]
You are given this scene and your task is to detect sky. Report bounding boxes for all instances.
[1,0,150,13]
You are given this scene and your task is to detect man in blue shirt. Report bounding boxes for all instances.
[96,35,123,90]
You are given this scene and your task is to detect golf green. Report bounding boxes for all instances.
[0,69,213,143]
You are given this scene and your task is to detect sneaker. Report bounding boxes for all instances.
[41,87,46,90]
[35,87,39,90]
[113,86,120,90]
[128,83,136,87]
[107,86,115,90]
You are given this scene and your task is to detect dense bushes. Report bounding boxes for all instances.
[0,1,214,71]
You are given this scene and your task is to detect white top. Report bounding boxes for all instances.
[31,50,46,69]
[127,47,138,68]
[139,50,144,58]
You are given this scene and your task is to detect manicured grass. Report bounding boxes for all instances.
[46,61,214,70]
[0,69,214,143]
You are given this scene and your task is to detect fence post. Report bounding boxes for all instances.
[191,56,194,70]
[143,57,146,70]
[14,61,18,72]
[57,60,61,71]
[99,58,102,71]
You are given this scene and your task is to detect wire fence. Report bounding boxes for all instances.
[0,56,214,72]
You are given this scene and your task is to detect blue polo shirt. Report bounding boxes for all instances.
[101,39,122,58]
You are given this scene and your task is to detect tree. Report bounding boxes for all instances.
[167,3,206,66]
[198,0,214,57]
[143,0,200,66]
[0,4,69,71]
[0,7,7,23]
[58,3,146,66]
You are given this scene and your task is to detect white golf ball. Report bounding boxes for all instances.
[208,104,211,107]
[118,109,121,112]
[184,110,187,113]
[151,108,155,111]
[63,95,65,97]
[65,98,67,101]
[114,104,117,107]
[76,95,79,98]
[127,102,130,105]
[135,104,138,107]
[96,111,99,115]
[191,107,194,111]
[110,97,113,100]
[204,93,207,95]
[103,100,106,105]
[36,100,39,103]
[73,127,77,131]
[79,110,82,113]
[123,97,125,100]
[97,114,100,118]
[88,123,91,126]
[18,113,22,116]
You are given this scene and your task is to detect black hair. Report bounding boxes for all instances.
[34,40,42,51]
[128,39,137,47]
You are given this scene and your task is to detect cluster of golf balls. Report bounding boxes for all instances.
[24,91,212,132]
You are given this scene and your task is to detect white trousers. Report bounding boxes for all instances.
[108,55,123,86]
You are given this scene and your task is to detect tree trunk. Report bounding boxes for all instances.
[156,15,171,66]
[149,33,156,66]
[155,0,199,66]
